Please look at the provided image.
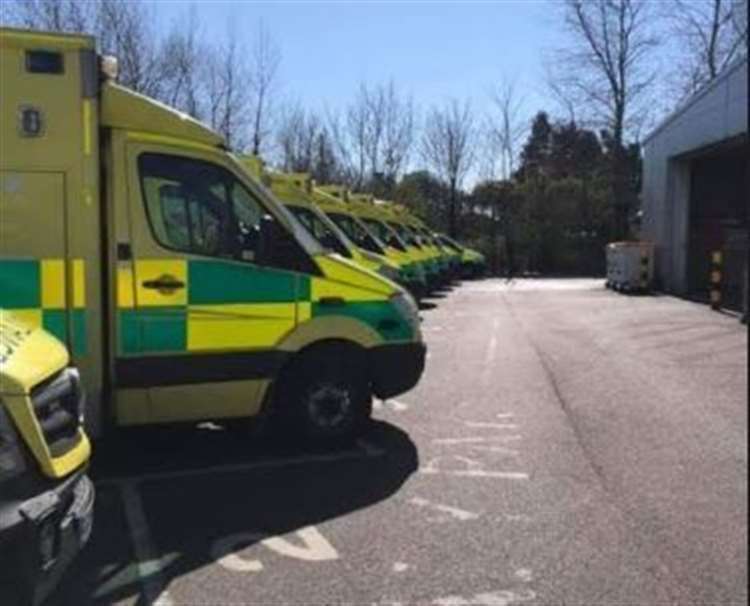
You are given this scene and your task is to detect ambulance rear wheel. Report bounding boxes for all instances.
[278,347,372,443]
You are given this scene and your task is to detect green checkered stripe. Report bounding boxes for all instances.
[118,259,412,355]
[0,259,87,355]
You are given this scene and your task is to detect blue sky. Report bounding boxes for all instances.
[153,1,559,120]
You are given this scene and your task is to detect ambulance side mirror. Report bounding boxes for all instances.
[256,214,281,266]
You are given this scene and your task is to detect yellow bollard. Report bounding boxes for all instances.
[710,250,722,311]
[639,252,649,291]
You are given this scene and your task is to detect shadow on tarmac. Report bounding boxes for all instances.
[51,420,418,606]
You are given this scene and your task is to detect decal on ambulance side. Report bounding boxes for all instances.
[114,256,413,357]
[0,258,87,355]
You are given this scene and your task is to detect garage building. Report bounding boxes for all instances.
[641,58,748,310]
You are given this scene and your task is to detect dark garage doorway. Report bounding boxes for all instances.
[688,136,749,310]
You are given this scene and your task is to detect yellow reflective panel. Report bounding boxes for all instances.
[134,259,187,307]
[297,301,312,323]
[187,303,296,350]
[4,308,42,328]
[72,258,86,307]
[41,259,65,309]
[117,264,135,308]
[311,278,385,303]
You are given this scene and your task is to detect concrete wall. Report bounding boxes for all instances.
[642,59,748,294]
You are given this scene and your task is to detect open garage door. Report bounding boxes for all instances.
[688,137,749,310]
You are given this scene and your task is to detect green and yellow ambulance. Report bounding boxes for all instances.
[391,206,461,283]
[379,201,454,287]
[1,311,94,606]
[328,190,431,296]
[260,170,403,285]
[436,234,487,278]
[312,186,428,298]
[354,196,443,290]
[0,27,425,442]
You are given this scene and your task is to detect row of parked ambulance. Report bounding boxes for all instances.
[0,27,485,605]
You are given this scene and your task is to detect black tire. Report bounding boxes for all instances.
[275,346,372,443]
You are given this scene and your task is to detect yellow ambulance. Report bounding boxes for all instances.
[1,311,93,606]
[312,186,429,298]
[0,28,425,442]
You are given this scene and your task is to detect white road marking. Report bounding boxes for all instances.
[119,481,173,605]
[496,413,514,419]
[388,399,409,411]
[433,436,522,445]
[375,399,410,412]
[423,470,530,480]
[212,526,339,573]
[433,587,536,606]
[211,533,265,572]
[420,456,529,479]
[409,497,480,521]
[515,568,533,582]
[393,562,409,573]
[464,422,519,430]
[263,526,339,561]
[467,445,520,456]
[485,334,498,365]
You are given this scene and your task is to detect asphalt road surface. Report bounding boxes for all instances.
[54,278,748,606]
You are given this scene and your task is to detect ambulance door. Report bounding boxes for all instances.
[116,143,300,424]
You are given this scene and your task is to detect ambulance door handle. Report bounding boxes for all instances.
[142,275,185,293]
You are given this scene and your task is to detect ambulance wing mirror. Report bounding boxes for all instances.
[256,214,287,266]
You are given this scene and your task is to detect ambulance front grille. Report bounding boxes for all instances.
[30,369,82,457]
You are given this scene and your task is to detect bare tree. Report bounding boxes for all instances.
[548,0,660,238]
[276,101,320,172]
[327,80,415,191]
[159,8,204,119]
[248,20,282,156]
[421,98,476,237]
[203,24,250,150]
[327,93,369,189]
[488,78,526,180]
[550,0,659,146]
[665,0,748,97]
[379,80,416,188]
[3,0,95,32]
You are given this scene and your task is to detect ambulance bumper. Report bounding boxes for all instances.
[370,342,426,399]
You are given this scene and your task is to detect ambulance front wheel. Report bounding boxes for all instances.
[277,346,372,442]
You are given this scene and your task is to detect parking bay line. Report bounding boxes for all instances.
[433,436,522,445]
[420,468,529,480]
[119,481,173,606]
[99,438,384,486]
[108,439,383,603]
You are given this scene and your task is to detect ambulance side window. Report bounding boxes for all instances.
[139,153,265,261]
